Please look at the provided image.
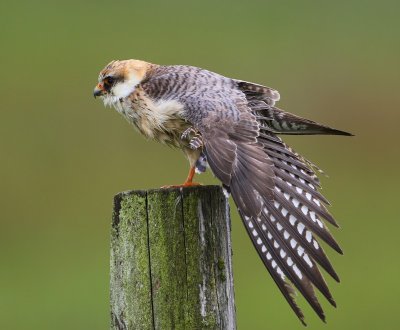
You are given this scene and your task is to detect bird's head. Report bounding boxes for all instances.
[93,59,150,106]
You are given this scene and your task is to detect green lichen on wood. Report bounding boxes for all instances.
[182,186,220,329]
[110,191,153,330]
[217,259,226,282]
[110,186,236,330]
[217,259,225,272]
[208,190,236,330]
[147,189,187,329]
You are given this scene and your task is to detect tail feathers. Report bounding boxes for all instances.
[259,107,353,136]
[238,210,307,326]
[238,207,327,325]
[201,112,343,325]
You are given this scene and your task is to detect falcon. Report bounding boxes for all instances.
[93,59,352,325]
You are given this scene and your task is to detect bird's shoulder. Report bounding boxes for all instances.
[144,64,235,92]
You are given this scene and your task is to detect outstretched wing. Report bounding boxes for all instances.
[182,83,341,325]
[142,66,342,324]
[236,79,352,136]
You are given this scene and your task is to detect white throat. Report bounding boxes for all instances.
[102,74,141,107]
[112,74,140,99]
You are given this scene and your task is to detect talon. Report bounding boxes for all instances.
[181,127,196,140]
[189,136,203,150]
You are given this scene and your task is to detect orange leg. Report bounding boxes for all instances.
[161,166,201,188]
[183,166,199,186]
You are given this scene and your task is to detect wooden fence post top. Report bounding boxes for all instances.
[111,185,236,330]
[113,185,223,198]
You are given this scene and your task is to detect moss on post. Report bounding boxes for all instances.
[110,186,236,330]
[110,191,153,330]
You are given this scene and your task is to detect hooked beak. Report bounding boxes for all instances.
[93,83,105,98]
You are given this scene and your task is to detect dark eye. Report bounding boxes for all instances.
[103,76,115,86]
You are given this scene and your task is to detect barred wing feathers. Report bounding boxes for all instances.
[184,89,341,325]
[236,79,352,136]
[142,67,342,324]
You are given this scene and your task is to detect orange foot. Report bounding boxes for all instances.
[161,166,201,189]
[161,181,201,189]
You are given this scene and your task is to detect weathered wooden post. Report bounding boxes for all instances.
[110,186,236,330]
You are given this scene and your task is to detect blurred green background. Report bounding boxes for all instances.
[1,0,399,329]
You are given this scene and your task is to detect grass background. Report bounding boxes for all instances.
[1,0,399,329]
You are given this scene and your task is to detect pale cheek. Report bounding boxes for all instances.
[112,83,136,98]
[112,75,141,99]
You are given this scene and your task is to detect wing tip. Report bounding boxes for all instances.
[328,297,337,308]
[332,271,341,283]
[330,129,354,136]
